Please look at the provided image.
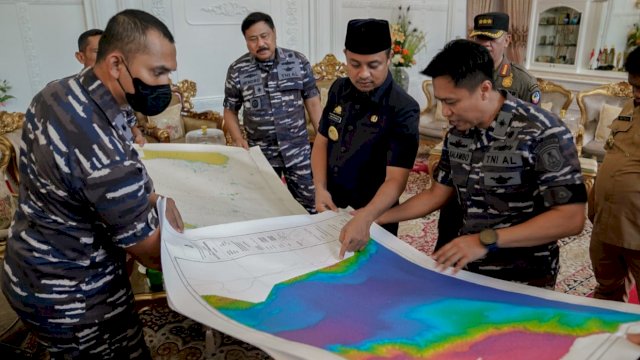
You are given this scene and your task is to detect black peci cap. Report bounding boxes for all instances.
[469,12,509,39]
[345,18,391,55]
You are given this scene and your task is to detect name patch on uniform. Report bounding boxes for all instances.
[239,72,261,87]
[449,149,472,164]
[329,105,343,123]
[277,59,302,80]
[484,171,521,186]
[618,115,632,122]
[329,112,342,123]
[483,152,522,167]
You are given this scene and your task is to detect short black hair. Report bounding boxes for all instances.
[77,29,103,52]
[422,39,494,92]
[624,46,640,75]
[96,9,174,63]
[241,12,275,35]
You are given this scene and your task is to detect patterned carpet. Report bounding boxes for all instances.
[4,142,598,359]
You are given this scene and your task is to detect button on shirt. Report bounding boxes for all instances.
[2,68,158,326]
[223,47,319,167]
[319,74,419,209]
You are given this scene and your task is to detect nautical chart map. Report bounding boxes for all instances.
[139,143,306,228]
[159,204,640,360]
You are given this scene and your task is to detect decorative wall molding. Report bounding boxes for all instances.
[342,0,447,12]
[200,2,249,16]
[0,0,80,3]
[283,0,299,49]
[149,0,167,21]
[16,2,42,94]
[186,0,254,25]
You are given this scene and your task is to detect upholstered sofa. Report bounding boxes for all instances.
[577,81,633,161]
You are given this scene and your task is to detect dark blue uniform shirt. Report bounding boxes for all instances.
[2,68,158,327]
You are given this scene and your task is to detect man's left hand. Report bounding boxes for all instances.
[431,233,487,274]
[338,215,372,259]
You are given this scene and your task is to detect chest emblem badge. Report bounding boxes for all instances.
[370,115,379,123]
[328,126,339,141]
[502,73,513,88]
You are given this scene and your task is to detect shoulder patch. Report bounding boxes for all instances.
[536,139,564,172]
[531,90,541,105]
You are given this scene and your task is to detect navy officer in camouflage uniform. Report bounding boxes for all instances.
[311,19,419,259]
[223,12,322,213]
[436,12,543,252]
[2,10,183,358]
[378,40,585,288]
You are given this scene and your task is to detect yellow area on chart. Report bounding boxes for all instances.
[141,149,229,166]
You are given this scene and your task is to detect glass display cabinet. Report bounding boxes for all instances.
[532,5,582,67]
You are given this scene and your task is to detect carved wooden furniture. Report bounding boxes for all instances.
[419,79,448,142]
[577,81,632,161]
[309,54,347,142]
[137,79,225,144]
[537,78,574,117]
[0,111,23,254]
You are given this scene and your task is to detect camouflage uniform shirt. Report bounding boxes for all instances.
[434,92,586,287]
[223,47,319,167]
[2,68,158,327]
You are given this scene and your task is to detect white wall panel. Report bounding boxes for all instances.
[1,1,86,111]
[1,0,467,113]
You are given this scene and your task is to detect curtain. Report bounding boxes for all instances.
[503,0,532,65]
[466,0,493,37]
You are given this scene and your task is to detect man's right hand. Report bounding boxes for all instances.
[315,189,337,213]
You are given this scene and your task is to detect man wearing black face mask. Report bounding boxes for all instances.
[2,9,183,359]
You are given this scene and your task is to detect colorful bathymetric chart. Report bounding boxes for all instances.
[160,206,640,360]
[139,143,306,228]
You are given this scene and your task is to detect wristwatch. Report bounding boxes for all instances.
[479,229,499,253]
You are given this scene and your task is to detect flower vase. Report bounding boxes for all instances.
[391,66,409,92]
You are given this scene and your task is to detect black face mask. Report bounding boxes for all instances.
[118,59,172,116]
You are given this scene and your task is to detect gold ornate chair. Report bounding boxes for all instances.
[309,54,347,142]
[0,112,23,253]
[576,82,632,161]
[419,79,448,142]
[537,78,574,118]
[137,79,225,143]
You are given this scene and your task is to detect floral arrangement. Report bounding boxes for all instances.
[390,6,426,67]
[0,80,14,107]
